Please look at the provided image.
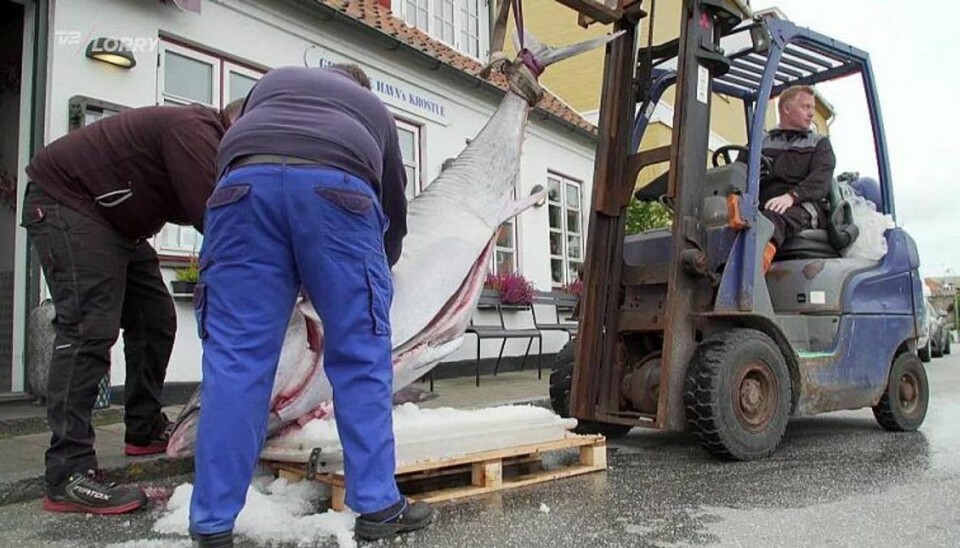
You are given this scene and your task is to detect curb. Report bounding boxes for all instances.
[0,406,125,439]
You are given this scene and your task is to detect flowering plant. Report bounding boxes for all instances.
[484,272,535,305]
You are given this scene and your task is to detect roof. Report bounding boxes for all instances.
[312,0,597,137]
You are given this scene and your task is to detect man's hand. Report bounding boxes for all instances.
[764,192,796,214]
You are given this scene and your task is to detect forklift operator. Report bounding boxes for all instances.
[759,84,837,271]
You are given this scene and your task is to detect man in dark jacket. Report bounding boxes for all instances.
[188,64,430,547]
[760,85,836,271]
[22,101,242,515]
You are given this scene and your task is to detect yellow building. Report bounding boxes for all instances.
[513,1,834,187]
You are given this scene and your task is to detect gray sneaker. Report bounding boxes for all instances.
[43,470,147,515]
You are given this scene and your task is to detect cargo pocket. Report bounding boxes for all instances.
[193,283,207,339]
[365,262,391,336]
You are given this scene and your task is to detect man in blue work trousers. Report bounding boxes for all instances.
[188,64,433,546]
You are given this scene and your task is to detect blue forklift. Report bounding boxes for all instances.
[551,0,928,460]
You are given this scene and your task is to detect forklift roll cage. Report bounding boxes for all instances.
[629,15,895,314]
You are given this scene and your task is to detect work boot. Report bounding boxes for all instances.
[42,470,147,515]
[191,530,234,547]
[762,242,777,273]
[355,498,434,540]
[125,413,173,456]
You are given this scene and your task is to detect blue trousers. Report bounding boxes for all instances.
[189,164,401,534]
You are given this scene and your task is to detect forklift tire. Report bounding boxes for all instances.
[945,335,951,355]
[549,339,632,439]
[684,329,791,461]
[873,351,928,432]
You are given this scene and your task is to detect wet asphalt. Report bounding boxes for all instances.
[1,355,958,547]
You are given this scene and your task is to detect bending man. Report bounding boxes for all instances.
[188,64,430,546]
[23,101,241,514]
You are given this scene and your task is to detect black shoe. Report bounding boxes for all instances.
[355,498,434,540]
[125,413,174,456]
[43,470,147,515]
[191,530,234,547]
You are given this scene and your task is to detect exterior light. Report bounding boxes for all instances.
[530,184,547,208]
[85,37,136,69]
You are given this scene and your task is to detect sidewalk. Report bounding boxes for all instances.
[0,369,551,506]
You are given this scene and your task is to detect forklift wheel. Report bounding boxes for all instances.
[549,339,632,439]
[945,335,951,355]
[873,352,928,432]
[684,329,791,461]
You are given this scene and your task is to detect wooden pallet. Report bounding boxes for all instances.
[266,434,606,511]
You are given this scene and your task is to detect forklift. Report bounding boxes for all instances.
[550,0,929,460]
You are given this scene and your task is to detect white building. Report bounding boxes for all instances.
[0,0,598,398]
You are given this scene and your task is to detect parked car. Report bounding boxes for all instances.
[919,301,950,362]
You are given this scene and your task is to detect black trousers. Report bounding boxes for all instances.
[761,203,819,247]
[22,184,176,487]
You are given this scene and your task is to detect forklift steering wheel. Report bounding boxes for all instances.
[711,145,773,175]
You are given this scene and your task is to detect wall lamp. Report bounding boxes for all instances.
[529,184,548,208]
[85,37,137,69]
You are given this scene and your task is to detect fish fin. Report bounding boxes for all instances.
[497,186,549,224]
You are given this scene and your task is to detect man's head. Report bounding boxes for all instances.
[777,85,817,131]
[219,98,245,130]
[331,63,371,90]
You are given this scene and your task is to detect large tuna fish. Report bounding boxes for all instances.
[167,31,621,457]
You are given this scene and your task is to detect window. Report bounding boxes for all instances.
[160,44,219,107]
[225,63,260,103]
[396,119,422,200]
[402,0,488,59]
[156,41,264,256]
[492,213,518,276]
[547,173,583,286]
[68,96,126,132]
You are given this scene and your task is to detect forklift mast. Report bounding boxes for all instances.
[572,0,748,430]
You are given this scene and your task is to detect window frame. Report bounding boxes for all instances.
[395,117,423,201]
[400,0,489,61]
[547,172,584,287]
[223,62,262,105]
[154,40,265,259]
[157,41,220,108]
[490,185,519,276]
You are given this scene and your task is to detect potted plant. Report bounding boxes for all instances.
[171,257,200,295]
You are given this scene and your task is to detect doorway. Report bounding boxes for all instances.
[0,0,26,393]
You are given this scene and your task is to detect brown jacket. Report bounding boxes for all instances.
[26,105,224,239]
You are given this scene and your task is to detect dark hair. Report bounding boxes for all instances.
[332,63,371,90]
[220,98,246,128]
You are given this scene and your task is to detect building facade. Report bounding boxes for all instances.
[0,0,601,396]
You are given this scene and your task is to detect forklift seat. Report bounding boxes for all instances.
[775,178,860,261]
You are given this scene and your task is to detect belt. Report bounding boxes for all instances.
[231,154,324,168]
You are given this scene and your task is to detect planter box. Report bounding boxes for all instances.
[171,281,197,295]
